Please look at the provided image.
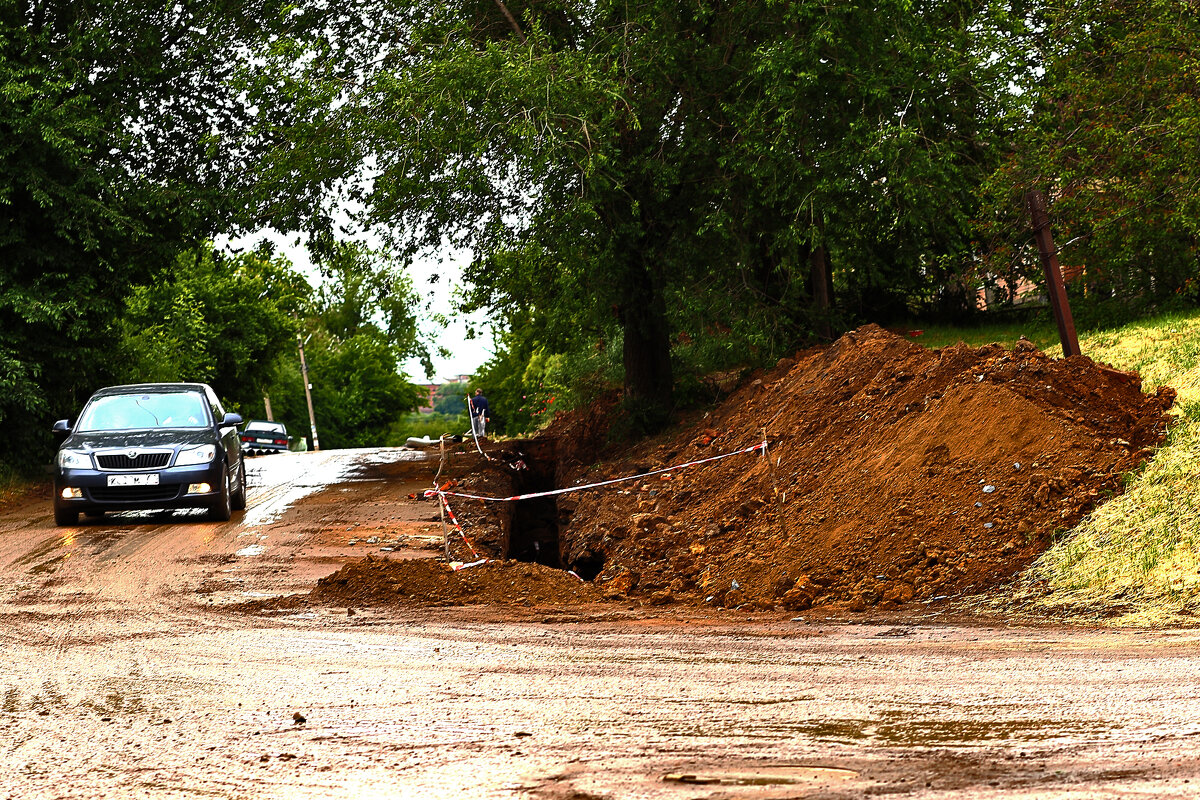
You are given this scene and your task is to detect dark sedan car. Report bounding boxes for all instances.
[51,383,247,526]
[240,420,291,456]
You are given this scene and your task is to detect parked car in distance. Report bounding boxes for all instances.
[240,420,291,456]
[51,383,246,526]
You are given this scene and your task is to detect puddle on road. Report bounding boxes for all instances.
[791,714,1107,747]
[663,766,857,787]
[242,450,424,528]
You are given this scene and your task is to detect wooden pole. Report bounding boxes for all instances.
[438,436,450,561]
[296,332,321,450]
[1025,190,1081,357]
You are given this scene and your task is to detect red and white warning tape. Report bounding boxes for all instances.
[434,491,485,560]
[425,441,767,504]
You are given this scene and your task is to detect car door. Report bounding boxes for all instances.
[204,385,242,470]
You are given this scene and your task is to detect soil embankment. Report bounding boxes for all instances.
[551,325,1174,610]
[312,325,1173,612]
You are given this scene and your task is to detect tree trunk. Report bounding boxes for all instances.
[809,243,833,340]
[620,255,673,433]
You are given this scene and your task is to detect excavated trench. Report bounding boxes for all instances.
[499,439,607,582]
[503,439,565,569]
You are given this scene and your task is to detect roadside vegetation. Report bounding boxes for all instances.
[901,308,1200,624]
[1013,311,1200,624]
[387,412,469,445]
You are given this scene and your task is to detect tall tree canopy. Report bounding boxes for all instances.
[248,0,1024,430]
[0,0,286,464]
[982,0,1200,311]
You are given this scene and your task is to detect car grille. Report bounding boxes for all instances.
[96,452,172,471]
[88,485,182,503]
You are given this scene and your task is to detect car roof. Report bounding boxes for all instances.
[245,419,284,426]
[91,383,212,397]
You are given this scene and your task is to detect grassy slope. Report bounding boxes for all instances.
[921,310,1200,624]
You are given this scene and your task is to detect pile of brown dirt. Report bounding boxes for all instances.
[311,555,604,607]
[554,325,1175,611]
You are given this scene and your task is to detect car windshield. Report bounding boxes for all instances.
[77,392,210,431]
[246,423,285,435]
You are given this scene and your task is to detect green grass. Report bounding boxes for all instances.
[0,463,37,506]
[386,412,470,446]
[971,308,1200,625]
[909,318,1062,352]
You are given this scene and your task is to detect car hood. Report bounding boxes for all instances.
[62,428,216,452]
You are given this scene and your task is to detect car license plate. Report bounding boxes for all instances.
[107,473,160,487]
[256,438,274,444]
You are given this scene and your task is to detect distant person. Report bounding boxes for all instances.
[469,389,490,438]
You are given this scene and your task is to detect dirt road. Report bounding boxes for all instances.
[3,448,1200,799]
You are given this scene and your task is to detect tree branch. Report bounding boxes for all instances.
[492,0,526,44]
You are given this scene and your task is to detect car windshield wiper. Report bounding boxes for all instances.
[135,398,163,427]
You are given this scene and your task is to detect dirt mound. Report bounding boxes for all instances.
[556,325,1175,611]
[310,556,604,607]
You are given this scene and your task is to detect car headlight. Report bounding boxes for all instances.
[176,445,217,466]
[56,450,92,469]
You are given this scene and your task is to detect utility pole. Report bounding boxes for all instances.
[297,332,320,451]
[263,394,274,422]
[1026,190,1081,357]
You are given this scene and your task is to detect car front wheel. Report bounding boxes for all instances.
[208,465,232,522]
[54,503,78,527]
[231,457,247,512]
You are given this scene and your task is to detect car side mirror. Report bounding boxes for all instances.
[222,413,243,427]
[52,419,71,434]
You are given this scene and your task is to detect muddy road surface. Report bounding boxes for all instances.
[2,448,1200,799]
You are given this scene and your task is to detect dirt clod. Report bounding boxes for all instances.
[312,556,604,607]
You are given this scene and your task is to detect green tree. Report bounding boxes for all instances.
[431,383,468,416]
[247,0,1022,431]
[286,242,428,449]
[981,0,1200,312]
[117,242,312,410]
[302,327,423,448]
[0,1,288,468]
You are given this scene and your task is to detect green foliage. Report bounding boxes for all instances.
[911,315,1062,352]
[431,383,468,416]
[303,327,424,449]
[386,412,468,445]
[312,242,430,373]
[0,1,290,472]
[275,242,430,450]
[117,243,310,410]
[246,0,1025,433]
[981,0,1200,309]
[471,318,619,436]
